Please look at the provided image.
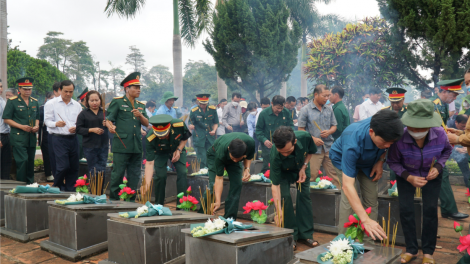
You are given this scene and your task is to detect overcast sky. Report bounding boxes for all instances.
[7,0,380,74]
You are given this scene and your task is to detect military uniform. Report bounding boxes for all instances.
[189,94,219,168]
[146,115,191,205]
[255,107,294,172]
[207,132,255,219]
[2,78,39,184]
[270,130,317,241]
[432,79,464,217]
[107,72,149,201]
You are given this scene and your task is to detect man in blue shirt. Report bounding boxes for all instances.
[156,91,178,118]
[329,110,403,241]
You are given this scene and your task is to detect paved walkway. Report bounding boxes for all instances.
[2,185,470,263]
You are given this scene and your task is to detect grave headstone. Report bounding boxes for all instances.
[0,183,26,226]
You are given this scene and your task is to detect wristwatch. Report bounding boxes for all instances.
[244,167,250,172]
[177,148,183,153]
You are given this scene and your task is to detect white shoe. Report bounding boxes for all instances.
[47,175,54,182]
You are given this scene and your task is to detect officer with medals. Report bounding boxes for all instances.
[143,114,191,205]
[189,94,218,168]
[431,78,468,220]
[106,72,149,201]
[2,78,39,184]
[383,88,407,181]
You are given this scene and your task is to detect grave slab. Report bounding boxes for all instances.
[295,242,402,264]
[99,211,210,264]
[40,200,142,262]
[0,183,26,226]
[0,192,73,242]
[310,188,340,234]
[182,223,295,264]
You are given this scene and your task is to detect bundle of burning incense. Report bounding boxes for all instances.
[274,199,285,228]
[136,177,153,204]
[313,121,322,132]
[106,119,126,149]
[199,186,215,215]
[190,159,200,173]
[89,170,108,196]
[435,111,448,133]
[380,203,398,248]
[297,182,301,192]
[415,188,422,197]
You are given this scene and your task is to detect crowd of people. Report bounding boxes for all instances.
[1,67,470,264]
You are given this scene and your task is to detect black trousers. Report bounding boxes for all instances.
[0,134,12,180]
[48,133,57,176]
[40,130,52,177]
[397,173,442,255]
[52,135,79,191]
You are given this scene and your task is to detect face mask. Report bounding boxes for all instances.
[464,101,470,110]
[250,111,257,116]
[364,98,369,102]
[326,99,330,105]
[408,129,429,140]
[232,102,239,107]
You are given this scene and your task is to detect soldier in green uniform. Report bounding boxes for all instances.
[211,132,255,219]
[76,88,88,160]
[255,95,294,173]
[382,88,407,181]
[270,126,318,249]
[2,78,39,184]
[189,94,218,168]
[143,114,191,205]
[432,78,468,219]
[106,72,149,201]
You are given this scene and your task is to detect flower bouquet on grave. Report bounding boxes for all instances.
[55,193,107,205]
[190,216,253,237]
[248,173,271,183]
[317,234,365,264]
[190,168,209,176]
[310,176,337,190]
[118,177,136,202]
[119,201,173,218]
[454,221,470,264]
[177,187,199,211]
[74,174,90,193]
[388,180,398,197]
[343,207,372,243]
[243,200,269,224]
[10,183,61,194]
[264,170,270,178]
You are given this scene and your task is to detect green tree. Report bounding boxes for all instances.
[141,64,173,103]
[7,49,67,98]
[108,62,126,96]
[37,31,73,73]
[204,0,302,102]
[377,0,470,87]
[104,0,213,107]
[126,45,146,72]
[304,18,406,112]
[183,60,218,105]
[67,41,94,94]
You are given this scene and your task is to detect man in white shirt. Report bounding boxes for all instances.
[358,88,383,121]
[0,79,12,180]
[44,82,61,182]
[44,80,82,191]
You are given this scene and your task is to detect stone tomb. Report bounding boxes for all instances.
[295,243,402,264]
[0,182,26,226]
[0,192,72,242]
[99,211,210,264]
[310,188,340,234]
[40,200,141,261]
[182,224,295,264]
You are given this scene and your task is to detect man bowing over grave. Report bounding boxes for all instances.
[106,72,149,201]
[270,126,318,250]
[2,78,39,184]
[211,132,255,219]
[143,114,191,205]
[189,94,218,168]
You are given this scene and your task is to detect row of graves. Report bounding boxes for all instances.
[1,157,416,264]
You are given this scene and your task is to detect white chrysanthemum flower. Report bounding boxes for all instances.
[250,175,261,181]
[137,205,149,215]
[75,192,84,201]
[204,219,215,232]
[26,182,39,188]
[67,194,77,202]
[328,238,352,256]
[200,168,208,174]
[213,218,226,230]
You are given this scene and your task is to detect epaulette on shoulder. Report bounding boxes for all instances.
[191,107,199,112]
[209,105,216,110]
[381,106,390,110]
[147,134,156,142]
[136,100,144,105]
[9,96,18,100]
[113,96,123,99]
[172,122,184,128]
[432,98,440,105]
[30,97,38,101]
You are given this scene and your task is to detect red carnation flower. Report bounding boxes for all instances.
[252,201,268,216]
[243,202,253,214]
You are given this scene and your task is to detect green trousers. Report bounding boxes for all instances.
[207,148,242,220]
[153,151,188,205]
[439,166,458,215]
[12,146,35,184]
[261,145,271,173]
[196,139,212,169]
[457,253,470,264]
[278,173,314,241]
[110,152,141,201]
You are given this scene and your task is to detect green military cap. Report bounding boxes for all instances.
[120,72,142,87]
[401,99,442,128]
[385,87,406,102]
[77,87,89,101]
[196,93,211,104]
[160,91,179,104]
[149,114,173,137]
[437,78,464,94]
[16,77,34,89]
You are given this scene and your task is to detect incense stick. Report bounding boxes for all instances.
[106,119,126,148]
[313,121,322,132]
[387,203,390,247]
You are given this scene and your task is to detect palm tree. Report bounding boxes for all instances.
[104,0,212,106]
[0,0,7,89]
[285,0,346,96]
